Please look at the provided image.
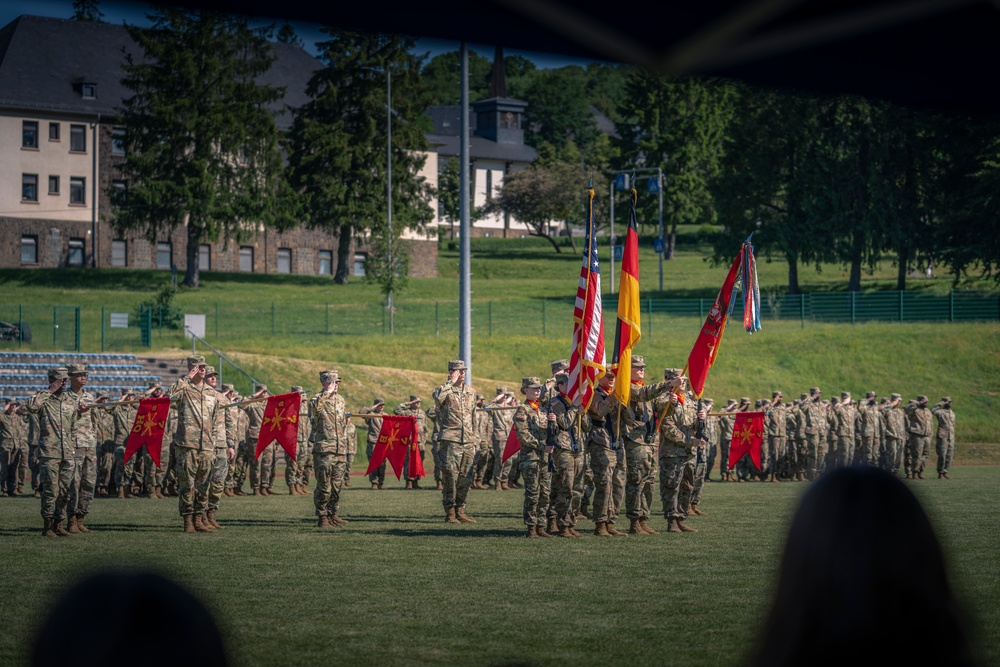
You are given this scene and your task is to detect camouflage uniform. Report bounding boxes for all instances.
[169,359,221,528]
[622,358,674,529]
[703,402,719,481]
[91,394,114,496]
[657,387,697,530]
[0,401,28,496]
[856,393,881,466]
[488,391,517,489]
[64,366,97,524]
[23,408,41,494]
[689,398,713,506]
[205,372,234,522]
[797,390,825,480]
[395,396,428,488]
[424,406,443,487]
[903,397,933,478]
[471,396,493,488]
[227,392,250,494]
[22,367,77,534]
[764,395,786,481]
[513,378,551,533]
[344,422,357,484]
[547,375,583,534]
[586,380,622,534]
[932,399,956,478]
[310,370,350,525]
[432,360,478,520]
[717,401,738,480]
[833,393,857,468]
[361,400,387,488]
[111,397,139,496]
[242,397,275,494]
[881,394,906,475]
[290,386,312,492]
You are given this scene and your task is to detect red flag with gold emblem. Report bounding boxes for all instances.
[728,411,765,471]
[256,392,301,461]
[406,426,425,479]
[366,415,417,480]
[125,397,171,467]
[501,425,520,463]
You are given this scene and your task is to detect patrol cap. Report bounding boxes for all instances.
[916,394,928,403]
[448,359,467,371]
[841,391,851,400]
[204,366,217,377]
[890,392,902,401]
[631,355,646,368]
[726,399,737,407]
[373,397,384,406]
[809,387,821,396]
[222,384,235,393]
[496,386,507,395]
[187,354,206,367]
[550,359,570,373]
[409,395,421,403]
[96,390,111,400]
[941,396,952,403]
[67,363,87,376]
[554,372,569,384]
[879,397,888,405]
[4,397,17,404]
[800,393,808,400]
[663,368,682,380]
[704,397,714,405]
[476,393,485,401]
[144,383,162,396]
[866,391,876,399]
[772,390,782,399]
[520,376,543,392]
[739,397,751,404]
[831,396,840,405]
[319,370,339,384]
[48,367,69,381]
[290,385,304,393]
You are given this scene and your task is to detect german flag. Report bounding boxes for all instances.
[610,187,641,405]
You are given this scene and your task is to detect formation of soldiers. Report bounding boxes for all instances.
[2,355,958,538]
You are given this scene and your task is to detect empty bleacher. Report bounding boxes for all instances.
[0,352,161,400]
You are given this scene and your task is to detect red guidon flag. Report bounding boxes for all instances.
[366,415,417,480]
[501,425,520,463]
[125,397,171,467]
[728,411,766,471]
[256,392,301,461]
[406,426,425,479]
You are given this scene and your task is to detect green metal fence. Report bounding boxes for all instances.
[0,290,996,352]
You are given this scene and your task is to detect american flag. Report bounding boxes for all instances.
[568,187,606,410]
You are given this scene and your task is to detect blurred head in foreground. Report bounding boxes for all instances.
[33,571,227,667]
[752,467,976,667]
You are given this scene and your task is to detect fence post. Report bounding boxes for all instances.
[699,298,705,320]
[326,303,330,335]
[215,302,219,338]
[542,300,546,337]
[800,293,805,329]
[899,290,904,323]
[435,301,439,337]
[851,292,856,325]
[52,306,56,346]
[949,290,954,322]
[101,306,105,352]
[489,301,493,337]
[271,302,276,336]
[18,304,23,348]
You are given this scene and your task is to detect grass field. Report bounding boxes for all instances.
[0,467,997,667]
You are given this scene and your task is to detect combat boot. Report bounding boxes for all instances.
[676,518,698,533]
[436,480,443,490]
[494,480,502,490]
[53,518,72,537]
[331,515,349,525]
[547,518,558,535]
[317,515,330,528]
[943,472,950,479]
[593,521,611,537]
[405,480,413,490]
[689,504,705,516]
[253,487,261,496]
[557,526,576,538]
[568,527,582,537]
[34,488,41,498]
[628,518,645,535]
[125,485,137,498]
[666,518,682,533]
[76,514,92,533]
[42,517,57,537]
[536,524,554,538]
[525,525,539,538]
[14,485,23,496]
[183,514,196,533]
[606,522,626,537]
[343,478,351,487]
[500,482,510,490]
[152,486,163,499]
[206,509,223,529]
[445,507,461,524]
[224,488,234,497]
[456,508,477,523]
[117,486,126,499]
[234,487,246,496]
[639,519,659,535]
[411,479,419,489]
[67,515,81,534]
[917,472,925,479]
[193,514,214,533]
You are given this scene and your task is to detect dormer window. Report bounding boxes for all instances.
[81,83,97,99]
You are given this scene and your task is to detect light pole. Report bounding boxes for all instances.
[608,167,664,292]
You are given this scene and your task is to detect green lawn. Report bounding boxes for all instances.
[0,467,997,667]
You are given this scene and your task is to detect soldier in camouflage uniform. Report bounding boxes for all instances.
[656,370,703,533]
[797,387,825,480]
[833,392,857,468]
[242,386,277,496]
[203,367,235,528]
[4,400,29,496]
[489,389,517,490]
[786,396,805,480]
[624,357,679,535]
[765,392,786,482]
[717,399,738,481]
[361,398,387,490]
[170,355,221,533]
[879,393,905,475]
[344,420,357,487]
[433,360,478,523]
[513,376,553,538]
[288,385,312,494]
[396,395,428,490]
[22,367,77,536]
[424,405,443,490]
[21,404,41,497]
[111,389,139,498]
[688,397,713,514]
[932,397,955,479]
[587,372,624,537]
[311,370,351,528]
[1,398,27,496]
[545,372,584,537]
[91,391,113,497]
[226,386,251,495]
[904,395,933,479]
[703,398,718,481]
[64,365,98,533]
[471,394,493,489]
[857,391,880,466]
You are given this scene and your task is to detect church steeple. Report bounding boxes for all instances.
[472,45,527,145]
[491,45,507,99]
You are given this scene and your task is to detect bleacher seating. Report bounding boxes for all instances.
[0,352,160,401]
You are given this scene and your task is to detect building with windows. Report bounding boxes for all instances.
[0,15,440,277]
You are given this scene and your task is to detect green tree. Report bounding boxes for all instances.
[287,30,433,284]
[486,160,584,253]
[420,50,492,106]
[617,73,737,258]
[71,0,104,22]
[275,22,303,48]
[523,66,599,154]
[113,9,289,288]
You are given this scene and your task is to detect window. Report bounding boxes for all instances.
[68,238,85,267]
[239,246,254,272]
[70,124,86,152]
[22,174,38,202]
[22,121,38,148]
[198,244,211,271]
[485,169,493,201]
[111,179,127,205]
[81,83,96,99]
[21,236,37,264]
[111,127,126,156]
[276,248,292,274]
[353,253,366,277]
[111,240,127,267]
[69,177,86,205]
[48,175,60,195]
[49,122,60,141]
[156,242,171,269]
[318,250,332,276]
